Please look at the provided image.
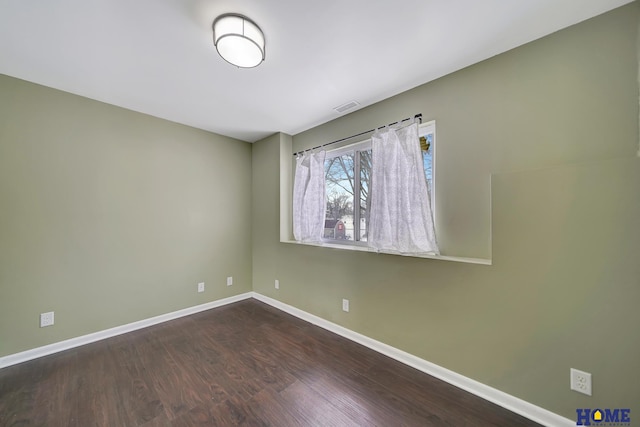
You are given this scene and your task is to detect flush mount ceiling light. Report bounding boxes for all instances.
[213,14,265,68]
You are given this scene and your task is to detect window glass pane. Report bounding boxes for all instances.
[324,153,355,241]
[422,132,433,191]
[359,149,372,242]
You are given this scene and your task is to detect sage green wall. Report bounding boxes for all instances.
[0,75,253,357]
[252,133,280,287]
[252,3,639,420]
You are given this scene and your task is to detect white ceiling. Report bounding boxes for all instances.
[0,0,633,142]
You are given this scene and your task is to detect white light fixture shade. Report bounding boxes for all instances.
[213,14,265,68]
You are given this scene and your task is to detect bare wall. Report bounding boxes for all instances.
[0,75,253,357]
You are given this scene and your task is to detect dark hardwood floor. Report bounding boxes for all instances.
[0,299,541,426]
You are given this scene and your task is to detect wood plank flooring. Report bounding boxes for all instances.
[0,299,542,426]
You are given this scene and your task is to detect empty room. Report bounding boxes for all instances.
[1,1,639,426]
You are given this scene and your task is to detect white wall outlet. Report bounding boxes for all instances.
[226,276,233,286]
[40,311,54,327]
[197,282,205,293]
[342,299,349,312]
[570,368,592,396]
[275,279,280,290]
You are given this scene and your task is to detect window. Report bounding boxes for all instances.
[323,140,371,244]
[323,121,435,244]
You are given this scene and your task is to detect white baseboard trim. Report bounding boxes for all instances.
[251,292,574,427]
[0,292,253,369]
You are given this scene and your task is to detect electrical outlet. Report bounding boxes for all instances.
[40,312,54,327]
[342,299,349,312]
[275,279,279,290]
[570,368,592,396]
[227,276,233,286]
[197,282,205,293]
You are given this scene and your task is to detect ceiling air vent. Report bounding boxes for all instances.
[333,100,360,114]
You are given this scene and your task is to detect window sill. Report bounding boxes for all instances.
[280,239,492,265]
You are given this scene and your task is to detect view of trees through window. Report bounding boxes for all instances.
[324,128,434,243]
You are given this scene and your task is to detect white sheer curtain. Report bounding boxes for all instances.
[369,122,439,254]
[293,151,326,243]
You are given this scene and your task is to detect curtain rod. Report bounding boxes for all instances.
[293,113,422,157]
